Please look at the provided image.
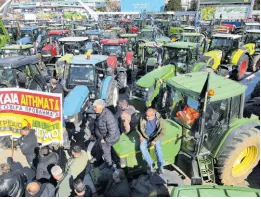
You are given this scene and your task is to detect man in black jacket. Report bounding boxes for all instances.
[15,126,38,167]
[91,99,120,168]
[36,147,59,181]
[50,78,64,101]
[72,178,92,197]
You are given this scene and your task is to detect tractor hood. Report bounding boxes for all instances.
[204,50,222,59]
[155,36,171,43]
[17,37,32,45]
[136,64,174,88]
[63,85,89,117]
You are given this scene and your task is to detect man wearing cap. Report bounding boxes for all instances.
[91,99,120,169]
[50,78,64,101]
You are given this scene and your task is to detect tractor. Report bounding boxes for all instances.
[179,33,208,54]
[58,37,90,56]
[41,29,70,63]
[58,54,122,108]
[137,27,165,42]
[1,44,34,58]
[198,33,257,80]
[112,72,260,187]
[0,55,50,91]
[155,19,169,36]
[5,24,19,43]
[72,26,87,37]
[243,30,260,72]
[119,19,139,34]
[100,38,133,87]
[16,26,42,45]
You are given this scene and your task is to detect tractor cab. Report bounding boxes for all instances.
[41,30,70,63]
[58,37,89,56]
[17,26,40,45]
[155,19,169,36]
[0,55,49,91]
[6,24,19,43]
[138,27,164,42]
[119,34,138,52]
[162,42,199,74]
[72,26,87,37]
[119,20,135,34]
[244,30,260,47]
[180,33,208,54]
[86,30,104,54]
[1,44,34,58]
[103,30,119,39]
[133,18,143,30]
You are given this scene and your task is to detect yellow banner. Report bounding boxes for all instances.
[0,88,63,146]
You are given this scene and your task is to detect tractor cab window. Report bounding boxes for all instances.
[20,30,33,38]
[182,36,200,43]
[170,90,200,130]
[163,47,191,67]
[102,45,122,56]
[245,25,260,31]
[0,69,16,87]
[139,31,154,41]
[245,33,260,44]
[230,95,241,120]
[68,64,95,86]
[209,38,233,51]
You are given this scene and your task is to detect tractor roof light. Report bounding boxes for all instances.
[208,89,215,97]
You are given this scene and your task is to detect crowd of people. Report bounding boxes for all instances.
[0,96,167,197]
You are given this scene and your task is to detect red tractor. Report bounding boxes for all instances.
[119,20,139,34]
[41,30,70,63]
[101,38,135,88]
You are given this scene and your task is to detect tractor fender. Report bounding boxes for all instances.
[203,50,222,70]
[100,75,115,100]
[125,52,134,66]
[242,43,256,56]
[192,62,208,72]
[231,49,247,65]
[213,119,260,159]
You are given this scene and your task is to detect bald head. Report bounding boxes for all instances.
[27,182,40,196]
[146,108,156,121]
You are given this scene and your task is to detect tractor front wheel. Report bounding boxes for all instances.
[215,128,260,186]
[236,54,249,80]
[117,72,127,90]
[250,55,260,72]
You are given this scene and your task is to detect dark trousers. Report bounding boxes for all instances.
[25,154,35,168]
[101,142,112,165]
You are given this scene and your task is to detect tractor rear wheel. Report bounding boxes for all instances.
[215,128,260,186]
[236,54,249,80]
[106,80,119,107]
[250,55,260,72]
[117,72,127,90]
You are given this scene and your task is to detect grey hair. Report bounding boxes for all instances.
[119,99,129,107]
[93,99,106,109]
[51,165,63,177]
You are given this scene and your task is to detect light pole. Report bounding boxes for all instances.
[195,0,200,27]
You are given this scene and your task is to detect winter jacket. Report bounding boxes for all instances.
[0,170,27,197]
[17,130,38,156]
[136,112,166,142]
[103,177,130,197]
[25,183,55,197]
[51,84,64,100]
[72,185,93,197]
[66,150,88,179]
[36,152,59,180]
[94,108,120,145]
[56,172,73,197]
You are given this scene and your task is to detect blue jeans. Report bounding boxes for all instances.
[140,139,164,168]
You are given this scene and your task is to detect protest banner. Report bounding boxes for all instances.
[0,88,63,146]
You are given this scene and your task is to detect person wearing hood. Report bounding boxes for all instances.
[36,147,59,181]
[136,108,166,174]
[25,181,55,197]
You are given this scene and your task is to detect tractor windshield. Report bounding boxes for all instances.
[209,38,233,51]
[245,25,260,31]
[245,32,260,44]
[184,29,196,33]
[103,31,118,39]
[20,30,33,38]
[140,31,154,41]
[49,34,63,41]
[170,90,200,130]
[0,69,16,87]
[163,47,189,68]
[181,36,200,43]
[102,45,122,56]
[68,64,95,86]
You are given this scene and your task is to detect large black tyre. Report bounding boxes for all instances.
[117,72,127,90]
[215,128,260,186]
[250,54,260,72]
[236,54,249,80]
[106,80,119,107]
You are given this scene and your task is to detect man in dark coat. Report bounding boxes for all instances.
[25,181,55,197]
[36,147,59,181]
[50,78,64,100]
[91,99,120,168]
[72,178,92,197]
[0,169,27,197]
[15,126,38,167]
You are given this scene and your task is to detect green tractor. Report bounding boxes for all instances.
[179,33,208,54]
[114,72,260,187]
[197,33,258,80]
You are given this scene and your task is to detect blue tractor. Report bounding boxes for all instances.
[62,54,126,127]
[16,26,43,47]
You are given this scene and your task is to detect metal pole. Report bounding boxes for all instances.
[195,0,201,26]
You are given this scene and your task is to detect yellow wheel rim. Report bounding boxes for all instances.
[232,146,258,177]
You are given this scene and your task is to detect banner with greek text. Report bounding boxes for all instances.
[0,88,63,146]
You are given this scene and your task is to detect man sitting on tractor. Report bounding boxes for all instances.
[136,108,166,174]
